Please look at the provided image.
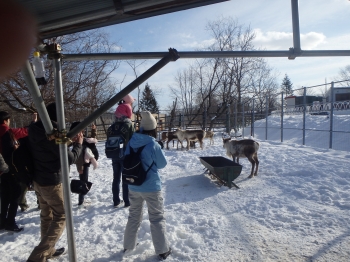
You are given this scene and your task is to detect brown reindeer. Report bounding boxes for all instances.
[205,130,214,145]
[222,137,260,178]
[174,128,206,150]
[161,131,183,150]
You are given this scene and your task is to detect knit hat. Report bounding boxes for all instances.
[122,94,136,105]
[140,111,157,131]
[115,104,132,119]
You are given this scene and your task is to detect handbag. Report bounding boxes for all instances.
[70,179,92,195]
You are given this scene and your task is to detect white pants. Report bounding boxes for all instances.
[123,190,169,254]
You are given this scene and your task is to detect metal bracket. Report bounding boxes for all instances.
[288,47,302,60]
[168,48,180,61]
[288,47,296,60]
[47,43,63,60]
[47,128,71,144]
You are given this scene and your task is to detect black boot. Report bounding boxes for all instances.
[159,248,172,260]
[52,247,65,257]
[5,223,24,232]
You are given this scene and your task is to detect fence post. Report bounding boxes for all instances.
[265,95,269,140]
[251,99,255,137]
[302,86,306,145]
[329,82,334,149]
[203,107,207,130]
[178,113,182,129]
[234,102,238,137]
[242,103,245,138]
[226,104,231,134]
[181,111,187,130]
[281,92,284,142]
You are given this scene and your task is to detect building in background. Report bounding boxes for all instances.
[326,87,350,102]
[285,95,324,108]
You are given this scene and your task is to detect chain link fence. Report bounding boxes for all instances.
[248,82,350,151]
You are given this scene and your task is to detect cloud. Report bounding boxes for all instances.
[181,38,216,49]
[252,29,326,50]
[177,33,193,39]
[178,29,329,51]
[317,33,350,50]
[301,32,327,50]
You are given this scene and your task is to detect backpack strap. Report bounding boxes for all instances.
[136,145,154,174]
[108,122,126,138]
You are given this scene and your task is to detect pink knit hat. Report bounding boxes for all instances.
[114,104,132,119]
[122,94,136,105]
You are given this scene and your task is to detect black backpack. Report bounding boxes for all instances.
[122,145,154,186]
[105,123,126,159]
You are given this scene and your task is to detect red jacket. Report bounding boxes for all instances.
[0,123,28,154]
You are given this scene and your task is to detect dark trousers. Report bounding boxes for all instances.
[0,174,21,227]
[78,166,89,205]
[112,159,129,206]
[18,182,29,210]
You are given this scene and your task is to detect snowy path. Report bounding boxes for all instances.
[1,135,350,261]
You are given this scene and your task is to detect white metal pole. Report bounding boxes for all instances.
[53,58,77,262]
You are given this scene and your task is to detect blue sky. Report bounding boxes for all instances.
[104,0,350,110]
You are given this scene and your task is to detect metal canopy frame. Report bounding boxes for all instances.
[18,0,229,39]
[20,0,349,261]
[63,48,350,61]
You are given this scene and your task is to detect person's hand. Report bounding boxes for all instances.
[76,131,84,145]
[33,112,38,122]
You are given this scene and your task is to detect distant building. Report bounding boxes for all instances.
[326,87,350,102]
[285,95,324,108]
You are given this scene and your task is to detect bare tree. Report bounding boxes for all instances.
[0,29,121,122]
[170,58,223,128]
[168,16,279,130]
[248,59,279,113]
[125,59,148,112]
[334,65,350,87]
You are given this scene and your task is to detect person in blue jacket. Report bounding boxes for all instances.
[123,111,171,260]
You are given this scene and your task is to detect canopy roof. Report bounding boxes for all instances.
[18,0,228,39]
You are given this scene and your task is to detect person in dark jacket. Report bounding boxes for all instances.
[0,110,37,232]
[69,122,99,208]
[107,94,135,208]
[123,111,171,260]
[26,103,83,262]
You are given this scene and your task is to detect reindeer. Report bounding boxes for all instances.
[174,128,206,150]
[161,131,183,150]
[222,137,259,178]
[205,130,215,145]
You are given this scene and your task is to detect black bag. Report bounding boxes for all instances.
[122,145,154,186]
[70,179,92,195]
[105,123,125,159]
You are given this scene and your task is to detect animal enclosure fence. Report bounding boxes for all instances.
[73,82,350,152]
[8,91,349,153]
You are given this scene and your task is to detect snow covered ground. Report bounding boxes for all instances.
[1,114,350,262]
